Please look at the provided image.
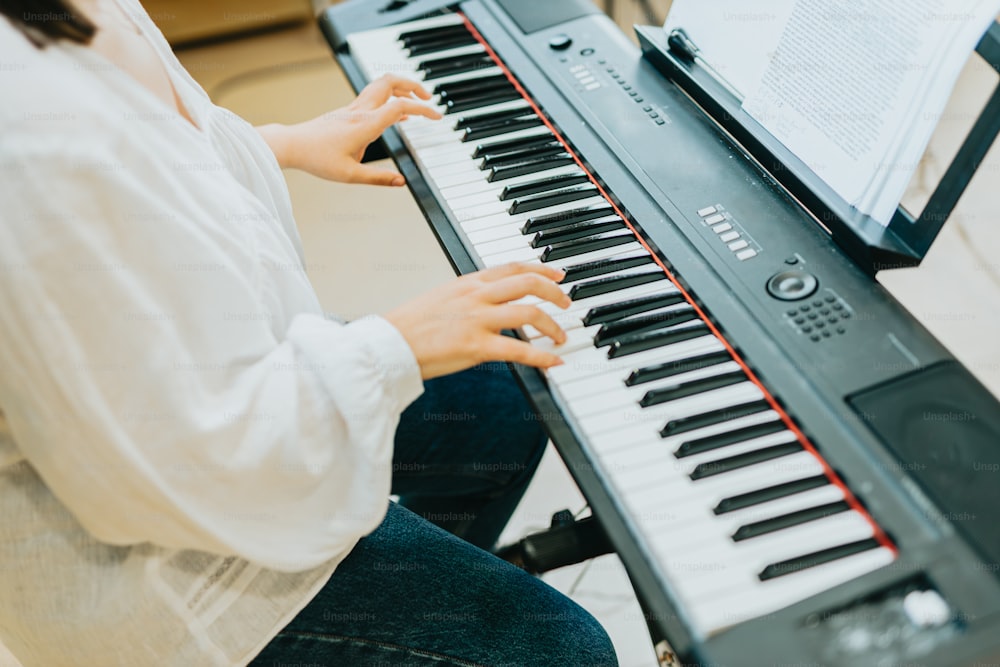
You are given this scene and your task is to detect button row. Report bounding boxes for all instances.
[697,206,758,261]
[571,64,601,91]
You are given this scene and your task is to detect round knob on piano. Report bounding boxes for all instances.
[766,270,819,301]
[548,34,573,51]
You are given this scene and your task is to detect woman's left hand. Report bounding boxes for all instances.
[257,74,442,187]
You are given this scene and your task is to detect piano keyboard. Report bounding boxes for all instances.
[347,13,896,635]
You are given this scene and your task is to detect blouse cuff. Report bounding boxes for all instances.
[289,313,424,413]
[348,315,425,411]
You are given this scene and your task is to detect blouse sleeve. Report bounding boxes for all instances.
[0,136,424,573]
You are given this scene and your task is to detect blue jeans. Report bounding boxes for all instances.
[249,364,618,666]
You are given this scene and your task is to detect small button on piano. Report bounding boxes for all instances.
[319,1,1000,664]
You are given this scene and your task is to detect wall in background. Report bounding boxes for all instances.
[143,0,312,45]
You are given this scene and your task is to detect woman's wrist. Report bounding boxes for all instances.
[256,123,298,170]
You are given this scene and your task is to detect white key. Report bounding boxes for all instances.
[415,128,553,170]
[591,412,782,488]
[657,511,874,594]
[523,265,670,322]
[619,429,798,499]
[648,480,844,534]
[442,164,583,200]
[458,195,605,232]
[614,451,825,519]
[560,359,743,407]
[535,284,677,334]
[530,326,597,356]
[690,546,894,634]
[568,345,740,414]
[442,164,583,201]
[579,382,764,438]
[474,233,540,256]
[405,100,528,140]
[450,195,510,218]
[419,64,504,88]
[549,333,719,384]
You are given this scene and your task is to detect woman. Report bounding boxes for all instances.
[0,0,618,665]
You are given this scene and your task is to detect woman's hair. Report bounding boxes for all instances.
[0,0,95,45]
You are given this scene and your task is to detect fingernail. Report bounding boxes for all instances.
[393,176,405,187]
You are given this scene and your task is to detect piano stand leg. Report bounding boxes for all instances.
[496,511,681,664]
[494,510,613,575]
[496,512,680,665]
[625,571,681,667]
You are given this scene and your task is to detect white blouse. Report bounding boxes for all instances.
[0,1,424,665]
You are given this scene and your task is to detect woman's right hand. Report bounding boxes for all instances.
[384,263,572,380]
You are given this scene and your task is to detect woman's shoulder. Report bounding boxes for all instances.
[0,18,130,154]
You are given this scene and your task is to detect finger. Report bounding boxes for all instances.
[389,77,434,100]
[475,262,566,285]
[357,75,434,108]
[481,273,571,308]
[376,98,443,127]
[346,163,406,187]
[485,305,567,344]
[482,335,564,370]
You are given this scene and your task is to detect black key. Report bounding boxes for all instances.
[490,154,575,181]
[511,185,600,216]
[407,35,478,57]
[461,110,535,132]
[522,204,615,234]
[675,420,787,458]
[443,87,519,114]
[436,74,510,98]
[584,292,685,326]
[439,80,515,108]
[483,143,565,171]
[627,350,732,387]
[454,104,531,130]
[714,475,830,515]
[434,75,511,95]
[608,322,709,359]
[689,441,802,481]
[532,217,625,248]
[501,173,590,201]
[473,133,555,159]
[418,52,490,73]
[440,83,514,108]
[464,117,544,143]
[594,306,696,346]
[400,26,470,50]
[758,539,880,581]
[561,251,653,283]
[570,269,667,303]
[421,55,494,81]
[661,400,772,438]
[399,24,470,46]
[639,370,747,408]
[732,501,850,542]
[540,228,633,262]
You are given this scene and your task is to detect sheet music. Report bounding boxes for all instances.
[662,0,795,98]
[665,0,1000,227]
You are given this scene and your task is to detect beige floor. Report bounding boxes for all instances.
[2,10,999,667]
